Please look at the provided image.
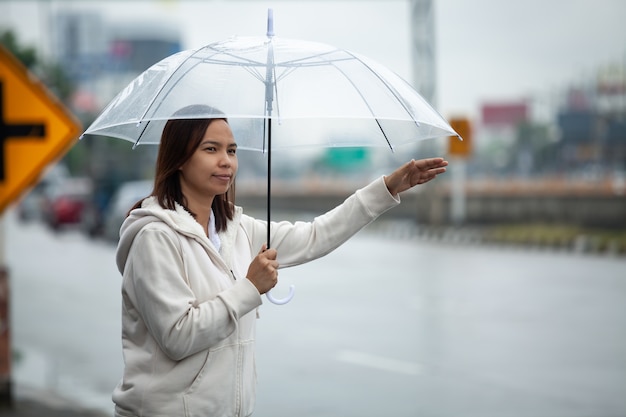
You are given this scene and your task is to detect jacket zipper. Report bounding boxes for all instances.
[235,344,244,417]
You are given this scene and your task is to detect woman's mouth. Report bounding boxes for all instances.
[214,174,232,182]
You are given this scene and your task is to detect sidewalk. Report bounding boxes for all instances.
[0,400,108,417]
[0,385,110,417]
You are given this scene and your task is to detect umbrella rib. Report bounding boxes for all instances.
[271,66,291,84]
[200,47,357,88]
[343,50,421,133]
[273,68,281,118]
[134,51,262,148]
[134,50,202,129]
[131,50,221,146]
[374,119,393,152]
[278,48,350,67]
[204,49,354,71]
[327,59,395,151]
[242,66,265,84]
[202,56,266,83]
[205,44,267,66]
[132,120,153,149]
[202,56,263,66]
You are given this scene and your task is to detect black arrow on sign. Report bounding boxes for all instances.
[0,81,46,182]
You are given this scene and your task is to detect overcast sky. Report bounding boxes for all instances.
[1,0,625,119]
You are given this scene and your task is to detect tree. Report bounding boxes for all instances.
[1,29,74,102]
[0,30,37,68]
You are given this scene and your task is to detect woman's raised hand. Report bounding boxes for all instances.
[384,157,448,196]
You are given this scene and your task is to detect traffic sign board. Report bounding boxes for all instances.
[448,117,472,158]
[0,45,81,214]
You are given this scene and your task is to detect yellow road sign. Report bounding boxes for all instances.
[448,117,472,157]
[0,45,81,214]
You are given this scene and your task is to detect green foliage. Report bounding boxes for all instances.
[485,223,626,254]
[0,30,37,68]
[38,61,74,102]
[1,29,74,101]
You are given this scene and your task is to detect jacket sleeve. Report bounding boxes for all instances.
[243,176,400,268]
[123,226,262,361]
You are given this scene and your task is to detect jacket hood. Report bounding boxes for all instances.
[115,196,241,274]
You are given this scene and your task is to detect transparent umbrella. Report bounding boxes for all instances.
[82,10,459,304]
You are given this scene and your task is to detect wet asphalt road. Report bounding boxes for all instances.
[5,209,626,417]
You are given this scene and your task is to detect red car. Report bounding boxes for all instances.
[45,177,93,230]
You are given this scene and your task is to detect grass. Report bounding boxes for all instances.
[484,223,626,254]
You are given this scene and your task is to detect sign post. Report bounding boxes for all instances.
[447,117,472,225]
[0,45,81,407]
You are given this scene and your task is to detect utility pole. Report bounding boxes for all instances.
[410,0,436,106]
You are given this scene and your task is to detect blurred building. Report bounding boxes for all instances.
[557,63,626,175]
[473,61,626,180]
[410,0,436,105]
[53,11,108,85]
[596,63,626,172]
[52,10,181,113]
[482,102,528,126]
[474,101,530,176]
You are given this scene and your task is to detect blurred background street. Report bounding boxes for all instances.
[1,0,625,415]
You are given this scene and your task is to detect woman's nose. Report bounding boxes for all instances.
[219,151,232,166]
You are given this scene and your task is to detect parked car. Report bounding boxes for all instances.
[17,164,69,222]
[102,180,153,242]
[17,184,49,222]
[44,177,94,231]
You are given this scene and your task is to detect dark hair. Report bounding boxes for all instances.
[130,105,235,232]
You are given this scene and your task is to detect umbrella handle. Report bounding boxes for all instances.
[266,285,295,305]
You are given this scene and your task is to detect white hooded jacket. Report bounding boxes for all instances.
[112,177,400,417]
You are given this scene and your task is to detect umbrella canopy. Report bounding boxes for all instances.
[82,32,457,151]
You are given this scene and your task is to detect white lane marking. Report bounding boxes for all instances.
[334,349,422,376]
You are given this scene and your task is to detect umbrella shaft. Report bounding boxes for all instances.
[266,118,272,248]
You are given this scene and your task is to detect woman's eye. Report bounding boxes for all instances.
[228,149,237,155]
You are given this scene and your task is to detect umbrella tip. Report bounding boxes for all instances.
[267,8,274,38]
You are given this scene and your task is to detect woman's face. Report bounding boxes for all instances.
[179,119,238,201]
